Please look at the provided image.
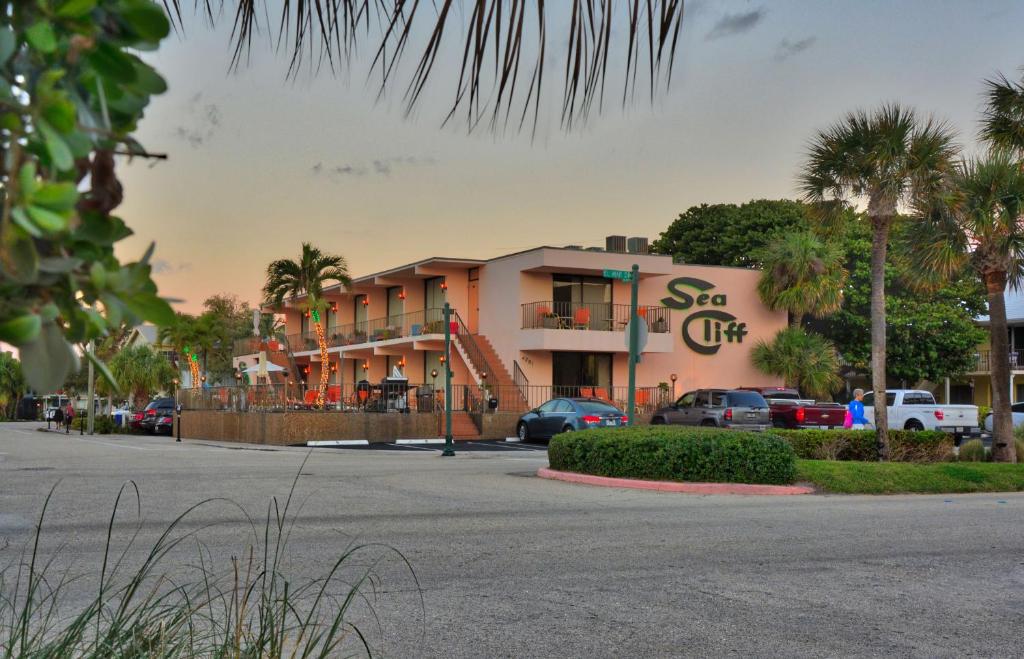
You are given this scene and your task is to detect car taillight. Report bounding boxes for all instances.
[146,409,156,416]
[934,410,944,421]
[724,408,733,421]
[621,415,629,423]
[582,415,601,424]
[795,407,806,423]
[133,413,143,421]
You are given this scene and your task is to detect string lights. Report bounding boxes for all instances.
[311,308,329,407]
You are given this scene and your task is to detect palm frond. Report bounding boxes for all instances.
[161,0,686,133]
[980,71,1024,155]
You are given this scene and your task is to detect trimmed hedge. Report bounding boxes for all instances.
[770,429,954,463]
[548,427,796,485]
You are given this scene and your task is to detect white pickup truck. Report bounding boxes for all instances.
[863,390,979,442]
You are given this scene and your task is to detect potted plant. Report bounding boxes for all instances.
[651,317,668,333]
[542,312,560,329]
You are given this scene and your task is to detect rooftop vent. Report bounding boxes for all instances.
[564,245,583,250]
[627,237,649,255]
[605,235,627,253]
[585,246,604,252]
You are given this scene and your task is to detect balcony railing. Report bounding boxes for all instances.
[234,308,450,356]
[521,301,670,333]
[973,350,1023,372]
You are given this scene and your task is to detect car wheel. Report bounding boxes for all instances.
[701,419,716,427]
[517,422,530,442]
[651,416,665,425]
[904,419,924,431]
[561,425,574,434]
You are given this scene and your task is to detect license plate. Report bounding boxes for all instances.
[606,419,618,426]
[746,413,758,419]
[818,425,831,430]
[956,426,964,433]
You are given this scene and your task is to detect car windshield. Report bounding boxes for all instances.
[577,401,621,414]
[727,392,766,407]
[145,399,173,411]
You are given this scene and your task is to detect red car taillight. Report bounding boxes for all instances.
[621,415,629,423]
[582,415,601,424]
[133,413,143,421]
[146,409,156,416]
[795,407,806,423]
[724,408,733,421]
[934,409,944,421]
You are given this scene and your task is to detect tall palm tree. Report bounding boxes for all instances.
[756,232,847,329]
[799,105,958,458]
[159,313,203,387]
[263,244,352,405]
[752,327,842,400]
[981,71,1024,156]
[910,151,1024,462]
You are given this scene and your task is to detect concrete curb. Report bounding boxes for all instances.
[537,467,815,496]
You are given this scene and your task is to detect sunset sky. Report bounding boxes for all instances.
[115,0,1024,313]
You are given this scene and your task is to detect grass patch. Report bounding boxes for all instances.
[796,459,1024,494]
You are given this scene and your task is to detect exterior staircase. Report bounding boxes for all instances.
[455,333,529,413]
[446,411,482,440]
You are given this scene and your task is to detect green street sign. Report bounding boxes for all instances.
[603,269,633,281]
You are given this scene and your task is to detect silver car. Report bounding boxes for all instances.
[982,402,1024,432]
[650,389,771,431]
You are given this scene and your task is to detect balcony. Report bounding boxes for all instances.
[972,350,1024,373]
[520,301,674,353]
[233,308,451,357]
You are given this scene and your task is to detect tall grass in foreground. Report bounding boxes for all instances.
[0,456,420,657]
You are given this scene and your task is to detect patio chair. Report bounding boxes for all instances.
[572,307,591,329]
[303,389,319,407]
[327,385,341,404]
[580,386,594,398]
[594,388,611,402]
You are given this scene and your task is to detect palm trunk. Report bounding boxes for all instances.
[986,271,1016,463]
[869,216,891,459]
[790,313,803,330]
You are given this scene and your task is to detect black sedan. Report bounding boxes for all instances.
[516,397,627,441]
[139,397,176,434]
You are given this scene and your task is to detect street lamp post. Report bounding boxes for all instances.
[670,373,677,399]
[173,378,181,442]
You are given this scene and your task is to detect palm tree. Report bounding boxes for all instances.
[263,244,352,405]
[159,313,203,387]
[0,353,25,419]
[752,328,842,400]
[981,71,1024,156]
[799,105,958,458]
[757,232,847,329]
[910,151,1024,462]
[164,1,686,132]
[106,346,178,410]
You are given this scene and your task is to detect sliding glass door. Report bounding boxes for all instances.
[552,274,611,330]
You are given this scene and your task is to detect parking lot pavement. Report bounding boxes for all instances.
[316,439,551,452]
[2,421,1023,657]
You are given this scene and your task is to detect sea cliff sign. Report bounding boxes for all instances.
[661,277,748,355]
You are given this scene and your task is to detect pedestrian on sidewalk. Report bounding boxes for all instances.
[846,388,870,430]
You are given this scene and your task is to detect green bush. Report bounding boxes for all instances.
[959,439,988,462]
[770,429,953,463]
[1016,438,1024,463]
[548,427,796,485]
[70,415,120,434]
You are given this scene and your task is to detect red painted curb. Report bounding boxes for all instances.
[537,467,814,496]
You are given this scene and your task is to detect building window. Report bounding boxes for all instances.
[552,274,612,330]
[354,295,367,333]
[552,352,612,395]
[424,277,445,314]
[300,313,309,336]
[387,286,404,326]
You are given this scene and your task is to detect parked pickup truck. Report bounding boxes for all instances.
[741,387,846,429]
[864,390,979,443]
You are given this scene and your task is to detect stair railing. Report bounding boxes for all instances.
[513,360,529,403]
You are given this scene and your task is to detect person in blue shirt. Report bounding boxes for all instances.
[847,388,870,429]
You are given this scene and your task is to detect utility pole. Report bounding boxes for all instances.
[86,340,95,434]
[442,302,455,456]
[626,264,640,426]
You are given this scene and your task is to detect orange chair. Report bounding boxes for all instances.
[635,389,650,407]
[357,389,369,406]
[594,388,611,402]
[572,307,591,329]
[303,390,319,407]
[327,385,341,404]
[580,386,594,398]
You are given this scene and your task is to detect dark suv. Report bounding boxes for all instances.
[650,389,770,431]
[139,397,176,435]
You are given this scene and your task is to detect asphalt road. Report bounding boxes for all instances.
[1,422,1022,658]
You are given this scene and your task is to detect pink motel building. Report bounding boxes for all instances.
[235,237,788,415]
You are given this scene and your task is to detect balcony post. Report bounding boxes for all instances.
[442,302,455,456]
[627,264,640,426]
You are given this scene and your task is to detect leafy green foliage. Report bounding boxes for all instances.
[0,351,25,418]
[0,1,174,393]
[650,199,812,268]
[796,459,1024,494]
[548,427,797,485]
[816,222,987,383]
[751,328,842,399]
[156,295,255,384]
[756,231,846,325]
[981,71,1024,156]
[771,429,953,463]
[71,413,118,433]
